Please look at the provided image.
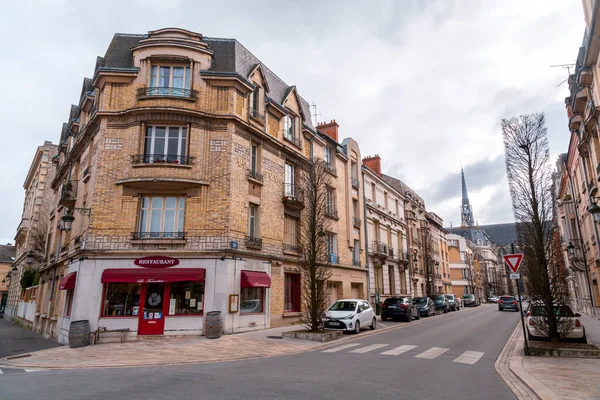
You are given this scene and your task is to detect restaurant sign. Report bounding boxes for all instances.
[134,256,179,268]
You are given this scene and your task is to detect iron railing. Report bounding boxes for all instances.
[60,244,69,254]
[325,205,338,219]
[372,241,388,257]
[283,133,302,149]
[137,87,199,100]
[131,232,186,239]
[351,177,359,189]
[283,243,302,253]
[249,107,265,123]
[325,163,337,175]
[248,169,264,182]
[388,248,395,258]
[353,217,361,228]
[283,184,304,203]
[131,154,195,165]
[352,258,361,267]
[329,254,339,264]
[245,235,262,249]
[60,181,78,206]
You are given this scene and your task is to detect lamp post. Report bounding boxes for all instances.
[60,207,91,232]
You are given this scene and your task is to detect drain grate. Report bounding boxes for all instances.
[266,336,284,339]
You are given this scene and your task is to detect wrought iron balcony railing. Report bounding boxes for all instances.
[325,205,338,219]
[372,241,388,258]
[137,87,199,100]
[131,154,195,165]
[131,232,186,240]
[329,253,339,264]
[248,169,264,182]
[60,181,78,206]
[245,235,262,249]
[353,217,361,228]
[283,243,302,253]
[325,162,337,175]
[249,107,265,124]
[352,258,361,267]
[282,184,305,210]
[388,248,395,258]
[283,133,302,149]
[351,177,359,189]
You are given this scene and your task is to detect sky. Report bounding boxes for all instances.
[0,0,586,243]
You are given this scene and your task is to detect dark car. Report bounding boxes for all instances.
[430,294,449,313]
[462,294,478,307]
[498,295,520,312]
[381,296,419,322]
[413,297,437,317]
[445,294,460,311]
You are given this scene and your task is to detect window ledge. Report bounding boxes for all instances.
[132,163,193,169]
[240,312,265,316]
[283,249,301,256]
[138,94,197,102]
[283,311,302,318]
[247,176,264,186]
[50,316,58,321]
[130,238,187,245]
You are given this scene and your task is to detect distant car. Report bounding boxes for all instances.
[381,296,419,322]
[430,294,450,313]
[413,297,437,317]
[445,294,460,311]
[488,296,499,303]
[324,299,376,334]
[526,303,586,343]
[462,294,478,307]
[498,295,520,312]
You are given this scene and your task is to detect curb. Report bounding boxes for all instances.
[0,308,456,370]
[509,355,560,400]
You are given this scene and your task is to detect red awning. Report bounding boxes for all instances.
[241,270,271,288]
[101,268,205,284]
[59,272,77,290]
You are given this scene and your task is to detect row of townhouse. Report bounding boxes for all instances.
[555,0,600,316]
[4,27,452,344]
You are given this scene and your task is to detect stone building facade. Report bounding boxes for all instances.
[0,245,16,311]
[427,212,451,294]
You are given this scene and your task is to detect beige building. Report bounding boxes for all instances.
[1,245,16,311]
[37,28,367,344]
[427,212,451,294]
[5,141,57,324]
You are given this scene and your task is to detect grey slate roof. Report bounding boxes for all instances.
[97,33,315,130]
[477,223,518,246]
[447,227,493,246]
[0,245,15,263]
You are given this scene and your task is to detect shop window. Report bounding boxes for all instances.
[103,283,141,317]
[143,126,187,164]
[284,273,301,312]
[138,196,185,239]
[240,287,264,314]
[169,282,204,315]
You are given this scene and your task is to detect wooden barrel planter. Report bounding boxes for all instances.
[68,320,90,348]
[205,311,223,339]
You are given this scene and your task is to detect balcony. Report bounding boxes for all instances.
[572,87,589,114]
[372,241,388,261]
[283,243,302,254]
[249,107,265,124]
[245,235,262,249]
[584,98,600,130]
[59,181,78,207]
[82,165,91,182]
[325,162,337,176]
[247,169,264,183]
[283,133,302,149]
[325,205,339,220]
[136,87,199,101]
[388,247,395,259]
[131,154,195,165]
[352,258,361,267]
[578,68,593,87]
[131,232,186,240]
[60,244,69,254]
[353,217,361,228]
[282,183,305,210]
[401,251,410,265]
[328,253,339,264]
[351,177,359,189]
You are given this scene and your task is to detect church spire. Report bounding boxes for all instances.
[461,167,475,227]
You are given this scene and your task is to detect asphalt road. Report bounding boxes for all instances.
[0,304,520,400]
[0,318,60,358]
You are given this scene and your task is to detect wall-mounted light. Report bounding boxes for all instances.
[567,242,575,256]
[60,207,91,232]
[26,250,34,265]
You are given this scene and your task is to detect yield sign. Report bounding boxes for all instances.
[503,254,524,273]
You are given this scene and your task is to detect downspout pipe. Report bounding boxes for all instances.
[361,167,372,303]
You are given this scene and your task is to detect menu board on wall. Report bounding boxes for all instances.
[169,299,176,315]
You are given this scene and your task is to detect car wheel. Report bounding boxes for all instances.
[354,320,361,334]
[381,315,387,321]
[426,310,430,317]
[370,317,376,330]
[405,311,412,323]
[415,312,420,320]
[444,307,448,314]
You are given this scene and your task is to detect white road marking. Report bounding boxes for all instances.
[24,369,48,372]
[453,351,485,365]
[321,343,362,353]
[415,347,450,359]
[0,369,3,374]
[350,344,388,354]
[381,345,418,356]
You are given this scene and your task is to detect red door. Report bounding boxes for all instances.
[138,283,166,335]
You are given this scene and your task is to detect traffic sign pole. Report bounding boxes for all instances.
[508,245,529,356]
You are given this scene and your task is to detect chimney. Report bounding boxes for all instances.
[363,154,382,176]
[317,119,339,142]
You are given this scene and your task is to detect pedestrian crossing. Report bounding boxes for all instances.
[0,368,48,374]
[321,343,486,365]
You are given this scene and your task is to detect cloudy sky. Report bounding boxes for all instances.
[0,0,586,243]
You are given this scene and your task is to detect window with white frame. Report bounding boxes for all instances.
[144,126,187,163]
[138,196,185,238]
[284,163,296,196]
[284,115,294,140]
[324,146,332,166]
[250,143,259,175]
[248,203,259,238]
[150,65,191,96]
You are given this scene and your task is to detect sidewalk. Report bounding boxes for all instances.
[502,317,600,399]
[0,316,400,370]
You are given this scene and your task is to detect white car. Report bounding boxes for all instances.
[324,299,376,334]
[488,296,499,303]
[526,303,586,342]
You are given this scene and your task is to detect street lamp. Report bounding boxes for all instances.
[567,242,575,256]
[1,279,5,284]
[589,203,600,223]
[26,250,34,265]
[60,207,91,232]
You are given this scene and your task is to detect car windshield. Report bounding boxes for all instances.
[329,301,357,312]
[445,295,454,300]
[463,295,474,299]
[530,305,575,317]
[384,298,402,305]
[414,297,428,304]
[432,295,445,301]
[501,296,515,301]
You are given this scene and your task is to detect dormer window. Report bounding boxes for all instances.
[284,115,295,141]
[249,86,264,123]
[138,65,197,100]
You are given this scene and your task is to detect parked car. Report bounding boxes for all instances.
[462,294,478,307]
[498,295,520,312]
[381,296,419,322]
[445,294,460,311]
[324,299,376,334]
[526,302,586,343]
[413,297,437,317]
[488,296,499,303]
[430,294,450,313]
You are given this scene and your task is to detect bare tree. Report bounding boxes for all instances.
[421,226,436,297]
[464,252,477,296]
[299,158,332,332]
[503,113,571,342]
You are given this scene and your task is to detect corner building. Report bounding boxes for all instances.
[46,28,367,343]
